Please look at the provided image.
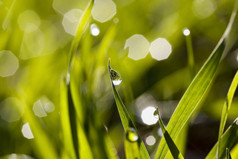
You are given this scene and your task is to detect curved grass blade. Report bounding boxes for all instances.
[217,71,238,157]
[68,0,94,72]
[60,78,77,159]
[206,118,238,159]
[20,101,58,159]
[227,148,232,159]
[154,4,238,158]
[156,108,184,159]
[108,59,150,159]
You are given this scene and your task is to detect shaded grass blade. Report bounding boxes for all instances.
[206,118,238,159]
[154,4,238,158]
[156,108,184,159]
[226,148,232,159]
[217,71,238,157]
[108,60,150,159]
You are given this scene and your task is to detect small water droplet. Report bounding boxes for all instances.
[153,107,159,119]
[126,127,139,142]
[110,69,122,85]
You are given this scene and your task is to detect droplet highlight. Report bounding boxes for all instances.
[110,69,122,85]
[126,127,139,142]
[183,28,190,36]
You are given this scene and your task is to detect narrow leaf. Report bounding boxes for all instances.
[156,108,184,159]
[217,71,238,157]
[125,128,140,159]
[108,60,150,159]
[206,118,238,159]
[154,3,238,158]
[226,148,232,159]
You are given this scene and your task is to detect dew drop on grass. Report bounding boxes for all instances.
[153,107,159,119]
[110,69,122,85]
[126,127,139,142]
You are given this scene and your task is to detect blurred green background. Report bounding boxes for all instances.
[0,0,237,158]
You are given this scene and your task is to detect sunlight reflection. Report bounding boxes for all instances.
[0,50,19,77]
[18,10,40,32]
[193,0,217,19]
[33,96,55,118]
[149,38,172,61]
[124,34,150,60]
[90,23,100,36]
[92,0,117,23]
[21,123,34,139]
[4,153,34,159]
[145,135,156,146]
[141,106,158,125]
[157,127,163,137]
[183,28,190,36]
[62,9,83,36]
[0,97,24,122]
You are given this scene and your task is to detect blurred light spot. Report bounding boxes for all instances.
[157,128,163,137]
[90,23,100,36]
[113,17,119,23]
[20,29,45,59]
[183,28,190,36]
[18,10,40,32]
[62,9,83,36]
[193,0,216,19]
[149,38,172,61]
[141,106,158,125]
[52,0,89,15]
[21,123,34,139]
[92,0,117,23]
[0,50,19,77]
[124,34,150,60]
[33,96,55,117]
[145,135,156,146]
[0,97,24,122]
[4,153,34,159]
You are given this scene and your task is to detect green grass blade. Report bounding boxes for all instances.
[20,101,58,159]
[217,71,238,157]
[226,148,232,159]
[108,60,150,159]
[156,108,184,159]
[206,118,238,159]
[125,129,141,159]
[154,4,238,158]
[68,0,94,72]
[60,78,77,159]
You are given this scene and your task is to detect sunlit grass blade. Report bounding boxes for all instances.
[20,100,58,159]
[108,59,150,159]
[206,118,238,159]
[155,108,184,159]
[60,78,77,159]
[125,128,140,159]
[104,134,119,159]
[68,0,94,72]
[217,71,238,157]
[231,143,238,158]
[154,3,238,158]
[227,148,232,159]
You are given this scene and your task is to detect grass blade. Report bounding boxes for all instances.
[206,118,238,159]
[226,148,232,159]
[60,78,77,159]
[108,60,150,159]
[154,4,238,158]
[68,0,94,72]
[20,101,58,159]
[156,108,184,159]
[217,71,238,157]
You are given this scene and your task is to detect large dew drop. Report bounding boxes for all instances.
[110,69,122,86]
[126,127,139,142]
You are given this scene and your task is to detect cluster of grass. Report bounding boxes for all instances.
[0,0,238,158]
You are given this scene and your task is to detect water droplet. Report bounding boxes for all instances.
[110,69,122,85]
[90,23,100,36]
[126,127,139,142]
[153,108,159,119]
[183,28,190,36]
